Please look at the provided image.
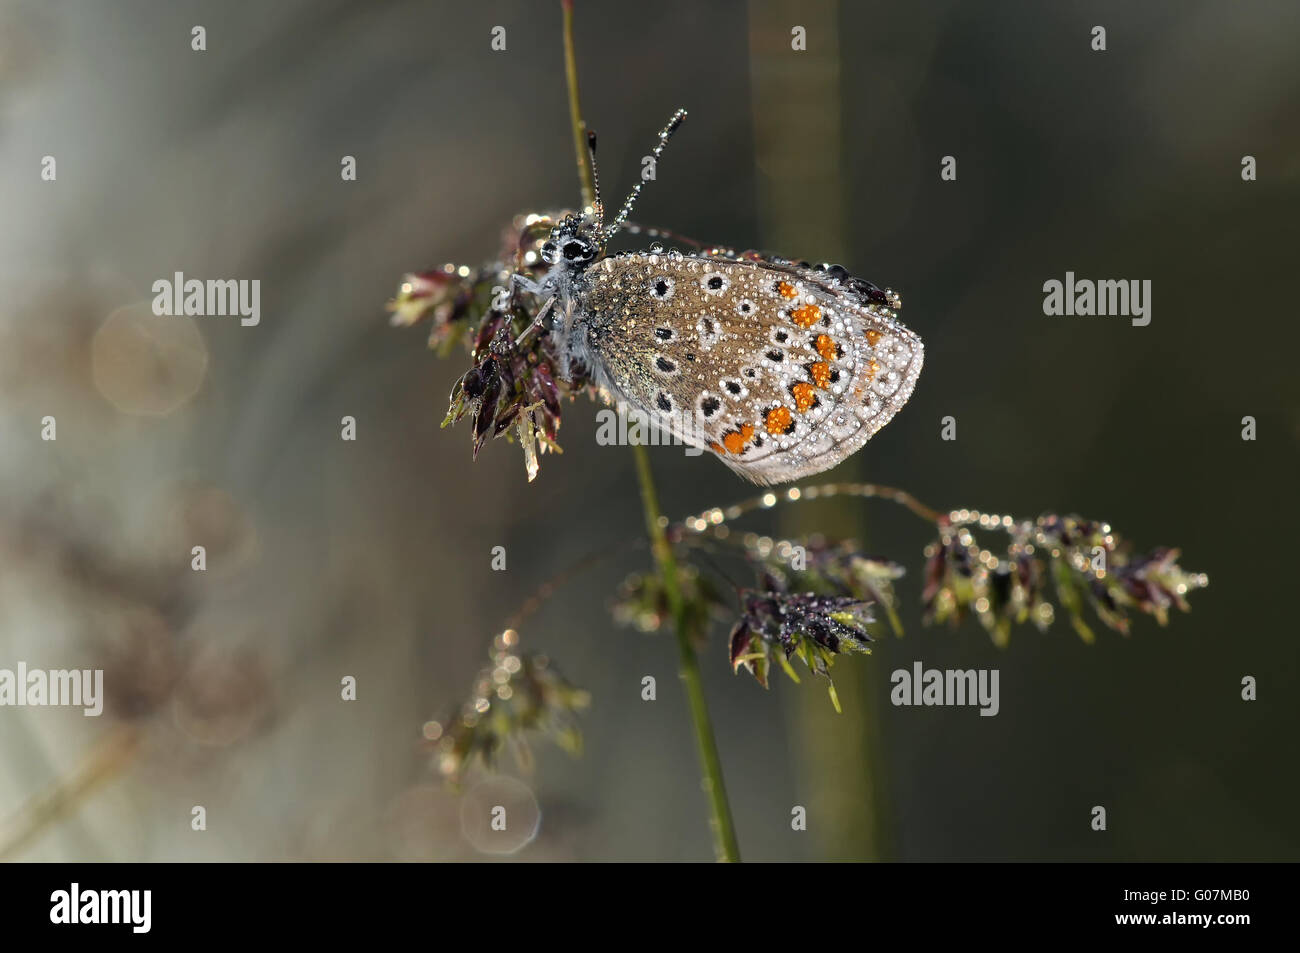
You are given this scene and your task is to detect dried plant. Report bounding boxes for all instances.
[423,629,589,785]
[389,215,587,482]
[920,511,1209,646]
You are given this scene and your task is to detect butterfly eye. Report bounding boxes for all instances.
[563,241,585,260]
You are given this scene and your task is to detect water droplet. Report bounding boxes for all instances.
[649,241,664,254]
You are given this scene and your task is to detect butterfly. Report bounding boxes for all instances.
[511,109,923,485]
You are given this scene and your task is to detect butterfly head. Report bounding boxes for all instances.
[539,108,689,277]
[540,214,601,271]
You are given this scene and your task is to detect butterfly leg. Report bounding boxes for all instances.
[510,272,548,296]
[513,293,556,347]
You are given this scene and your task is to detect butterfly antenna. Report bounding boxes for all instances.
[602,108,688,244]
[586,129,604,228]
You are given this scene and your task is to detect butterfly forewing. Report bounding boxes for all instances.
[574,251,923,484]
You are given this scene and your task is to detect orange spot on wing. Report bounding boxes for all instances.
[722,431,747,454]
[865,328,883,346]
[777,281,798,299]
[865,359,880,381]
[709,441,726,455]
[814,334,838,361]
[791,381,817,412]
[810,362,832,388]
[791,304,820,329]
[765,406,793,435]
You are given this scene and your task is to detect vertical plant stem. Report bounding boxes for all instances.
[561,0,596,210]
[562,0,740,862]
[631,444,741,862]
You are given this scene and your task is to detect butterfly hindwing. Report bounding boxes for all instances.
[572,251,922,484]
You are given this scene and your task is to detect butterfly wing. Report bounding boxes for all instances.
[574,251,922,484]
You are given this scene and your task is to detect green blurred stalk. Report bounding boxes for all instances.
[748,0,893,861]
[632,444,741,862]
[561,0,594,209]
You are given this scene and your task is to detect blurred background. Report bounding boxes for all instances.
[0,0,1296,861]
